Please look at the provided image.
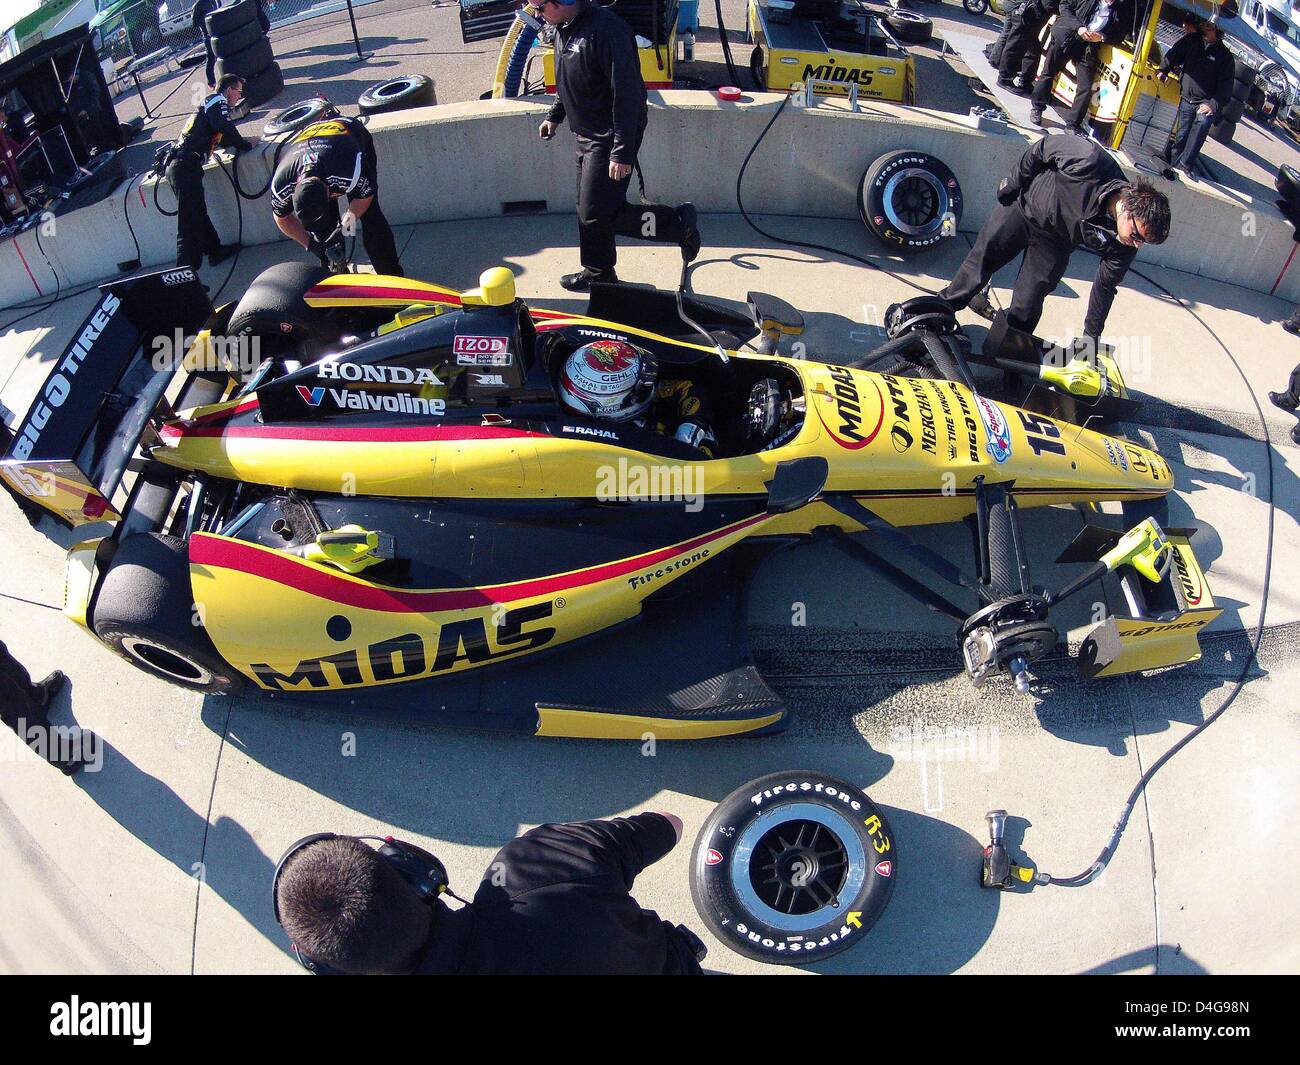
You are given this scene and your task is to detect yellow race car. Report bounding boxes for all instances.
[1,263,1220,738]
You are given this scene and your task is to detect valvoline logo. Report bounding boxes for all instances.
[974,394,1012,463]
[296,385,325,406]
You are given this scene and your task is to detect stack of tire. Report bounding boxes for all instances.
[210,1,283,108]
[1210,58,1257,146]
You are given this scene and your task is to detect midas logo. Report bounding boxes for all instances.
[251,602,555,690]
[11,293,121,461]
[817,367,884,450]
[1172,547,1204,606]
[802,62,874,86]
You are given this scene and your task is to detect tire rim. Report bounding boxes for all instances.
[120,637,214,686]
[891,10,926,22]
[376,78,417,99]
[882,168,949,236]
[273,102,320,128]
[730,802,868,932]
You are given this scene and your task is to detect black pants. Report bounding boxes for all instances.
[306,193,403,276]
[1032,34,1098,129]
[999,11,1049,84]
[168,152,221,272]
[0,640,44,732]
[575,136,683,275]
[203,36,216,87]
[1165,97,1216,169]
[940,201,1071,334]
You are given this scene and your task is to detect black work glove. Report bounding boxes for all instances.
[996,178,1019,206]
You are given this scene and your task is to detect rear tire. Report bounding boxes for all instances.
[215,36,274,81]
[93,534,243,695]
[885,11,933,44]
[358,75,436,114]
[227,261,335,356]
[690,771,896,965]
[263,98,335,138]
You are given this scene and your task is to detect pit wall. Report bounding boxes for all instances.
[3,92,1296,312]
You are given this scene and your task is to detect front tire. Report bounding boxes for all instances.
[690,771,896,965]
[93,534,243,694]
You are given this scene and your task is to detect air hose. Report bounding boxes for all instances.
[491,5,544,99]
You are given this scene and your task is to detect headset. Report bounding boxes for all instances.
[271,832,459,975]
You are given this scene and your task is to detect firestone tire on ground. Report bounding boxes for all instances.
[859,149,963,252]
[92,534,244,695]
[207,0,259,38]
[689,771,897,965]
[263,97,334,137]
[212,20,265,59]
[885,10,933,44]
[215,35,274,81]
[358,74,436,114]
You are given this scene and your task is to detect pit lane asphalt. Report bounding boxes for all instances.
[0,215,1296,974]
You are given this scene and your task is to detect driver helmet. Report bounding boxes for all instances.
[558,340,657,422]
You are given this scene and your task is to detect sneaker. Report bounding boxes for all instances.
[208,243,240,266]
[1281,316,1300,337]
[560,269,617,292]
[968,289,996,321]
[1028,106,1044,127]
[1270,390,1299,410]
[36,670,66,713]
[677,203,701,263]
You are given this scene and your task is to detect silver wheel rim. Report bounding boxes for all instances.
[882,168,949,236]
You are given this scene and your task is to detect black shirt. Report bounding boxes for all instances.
[416,814,703,975]
[174,92,252,161]
[546,1,647,164]
[1004,135,1137,337]
[1051,0,1133,46]
[269,117,375,217]
[1159,34,1235,114]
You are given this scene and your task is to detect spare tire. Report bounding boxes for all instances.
[212,20,265,59]
[92,534,244,695]
[243,61,285,108]
[358,74,436,114]
[690,771,897,965]
[264,97,336,138]
[885,10,933,44]
[207,0,259,38]
[859,149,963,252]
[216,35,274,81]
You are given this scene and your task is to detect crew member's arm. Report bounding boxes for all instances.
[999,136,1055,203]
[1157,33,1191,78]
[270,167,312,250]
[510,813,682,893]
[210,98,254,153]
[1083,244,1137,339]
[605,26,645,171]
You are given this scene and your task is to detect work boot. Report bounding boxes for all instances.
[35,670,67,713]
[677,203,701,263]
[1270,390,1298,411]
[1028,105,1044,127]
[1282,311,1300,336]
[560,269,617,293]
[968,289,996,321]
[1292,424,1300,446]
[208,243,240,266]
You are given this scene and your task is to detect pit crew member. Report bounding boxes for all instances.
[269,114,403,276]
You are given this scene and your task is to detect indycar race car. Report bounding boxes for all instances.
[0,263,1221,738]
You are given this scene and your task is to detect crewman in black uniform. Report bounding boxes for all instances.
[1156,17,1235,174]
[996,0,1058,95]
[269,115,403,275]
[273,813,706,974]
[193,0,219,89]
[537,0,701,291]
[1029,0,1135,133]
[166,73,254,272]
[939,135,1170,341]
[0,641,81,775]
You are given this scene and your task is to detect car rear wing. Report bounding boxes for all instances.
[1,268,217,527]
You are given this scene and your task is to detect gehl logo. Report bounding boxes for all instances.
[251,602,555,690]
[802,62,874,86]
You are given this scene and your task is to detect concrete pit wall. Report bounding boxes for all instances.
[2,92,1296,311]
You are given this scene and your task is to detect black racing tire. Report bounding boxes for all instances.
[227,261,335,356]
[243,61,285,108]
[92,534,244,695]
[750,45,764,90]
[207,0,259,37]
[215,35,274,81]
[358,75,436,114]
[690,771,896,965]
[963,0,990,13]
[859,149,963,252]
[263,97,334,138]
[885,10,933,44]
[1276,163,1300,206]
[212,20,265,59]
[1210,118,1236,145]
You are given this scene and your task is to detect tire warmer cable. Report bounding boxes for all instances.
[734,83,1279,889]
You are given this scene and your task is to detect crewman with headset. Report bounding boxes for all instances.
[268,114,403,276]
[166,73,255,272]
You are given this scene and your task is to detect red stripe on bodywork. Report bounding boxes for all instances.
[163,422,548,442]
[190,512,770,613]
[306,284,461,304]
